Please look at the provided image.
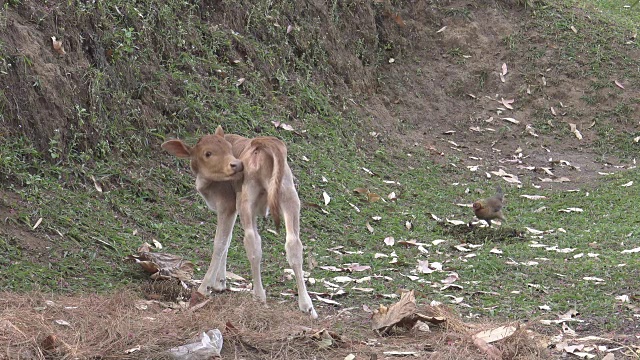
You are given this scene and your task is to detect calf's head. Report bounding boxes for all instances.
[161,126,244,181]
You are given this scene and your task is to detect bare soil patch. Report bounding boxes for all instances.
[354,1,639,189]
[0,190,65,270]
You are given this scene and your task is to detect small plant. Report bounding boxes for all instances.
[477,70,488,89]
[48,137,61,160]
[18,54,33,73]
[444,7,471,19]
[502,34,517,51]
[112,27,137,60]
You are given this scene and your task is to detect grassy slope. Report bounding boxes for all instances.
[1,0,639,334]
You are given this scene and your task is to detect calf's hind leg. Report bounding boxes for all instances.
[282,187,317,319]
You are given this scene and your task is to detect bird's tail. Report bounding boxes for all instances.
[495,185,504,201]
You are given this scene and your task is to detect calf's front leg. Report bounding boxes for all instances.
[198,208,237,294]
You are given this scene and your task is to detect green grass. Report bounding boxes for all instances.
[3,124,639,330]
[1,0,640,336]
[579,0,640,30]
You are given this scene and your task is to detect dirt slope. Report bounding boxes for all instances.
[2,1,637,186]
[355,1,638,189]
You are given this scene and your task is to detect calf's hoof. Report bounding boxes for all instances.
[307,307,318,319]
[253,289,267,303]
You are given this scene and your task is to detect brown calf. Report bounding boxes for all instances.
[161,126,317,318]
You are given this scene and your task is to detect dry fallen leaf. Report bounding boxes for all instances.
[235,77,245,87]
[362,167,375,176]
[416,260,432,274]
[446,218,466,226]
[472,335,503,360]
[490,168,521,184]
[125,345,141,354]
[501,63,508,76]
[501,98,514,110]
[525,227,545,235]
[371,290,442,334]
[315,295,341,306]
[521,195,546,200]
[51,36,66,55]
[54,319,71,327]
[441,272,459,284]
[501,117,520,124]
[614,80,624,89]
[271,120,294,131]
[371,293,415,331]
[347,264,371,272]
[615,295,630,303]
[384,237,395,246]
[223,272,246,286]
[33,217,43,230]
[622,247,640,254]
[367,193,381,203]
[474,325,516,343]
[333,276,355,283]
[366,222,374,233]
[558,207,583,213]
[569,123,582,140]
[91,175,103,193]
[383,351,419,356]
[436,26,447,33]
[323,191,331,206]
[126,243,195,281]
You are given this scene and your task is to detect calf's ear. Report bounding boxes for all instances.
[215,125,225,137]
[161,140,191,158]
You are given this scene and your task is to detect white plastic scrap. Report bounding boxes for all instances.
[168,329,223,359]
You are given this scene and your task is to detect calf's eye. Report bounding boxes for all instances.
[205,151,212,158]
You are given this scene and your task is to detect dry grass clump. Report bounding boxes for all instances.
[0,288,552,359]
[0,289,319,359]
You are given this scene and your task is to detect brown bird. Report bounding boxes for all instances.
[472,186,506,227]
